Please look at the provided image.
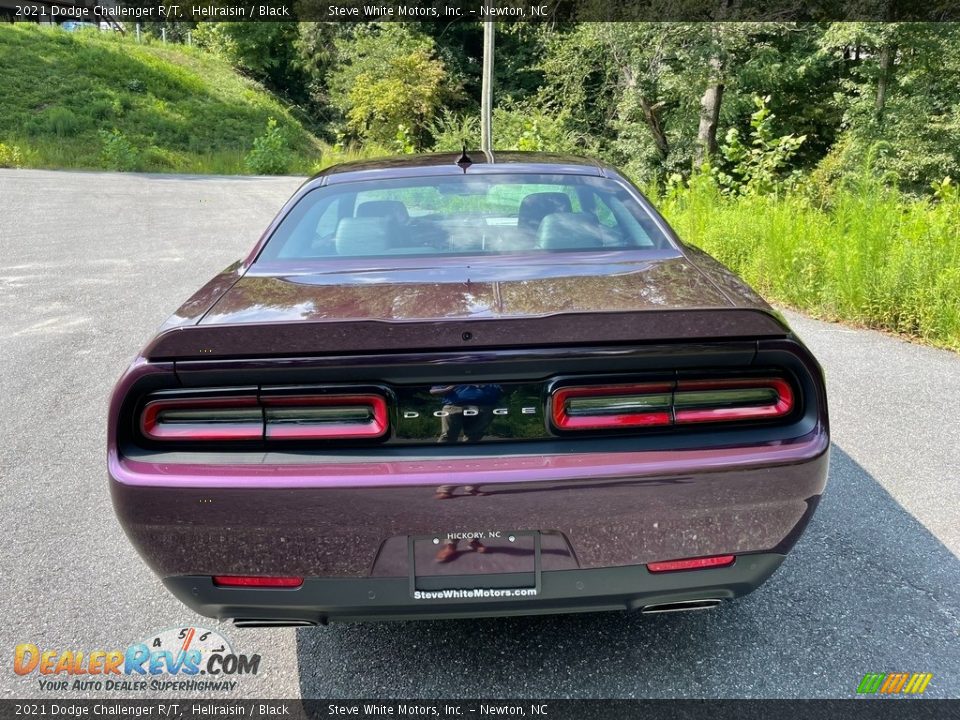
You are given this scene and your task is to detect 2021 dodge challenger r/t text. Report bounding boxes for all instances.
[109,152,828,625]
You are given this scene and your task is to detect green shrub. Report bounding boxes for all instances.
[0,142,24,168]
[329,25,452,151]
[245,117,290,175]
[41,107,85,138]
[429,104,583,154]
[493,103,583,154]
[99,129,139,171]
[89,99,117,121]
[430,110,480,151]
[141,145,179,171]
[711,96,806,196]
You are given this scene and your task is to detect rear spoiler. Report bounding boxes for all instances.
[143,309,790,361]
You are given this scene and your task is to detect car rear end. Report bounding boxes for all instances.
[109,321,827,625]
[108,156,829,624]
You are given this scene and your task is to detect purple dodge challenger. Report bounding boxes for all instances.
[109,152,829,625]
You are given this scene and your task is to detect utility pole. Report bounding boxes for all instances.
[480,21,495,152]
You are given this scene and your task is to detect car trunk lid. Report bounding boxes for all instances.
[145,256,789,360]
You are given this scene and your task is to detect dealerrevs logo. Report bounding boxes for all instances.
[13,627,259,693]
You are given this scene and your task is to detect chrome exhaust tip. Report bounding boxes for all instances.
[232,619,317,628]
[641,598,722,614]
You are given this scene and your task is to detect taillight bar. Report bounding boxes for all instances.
[551,383,673,430]
[263,394,388,440]
[551,377,795,432]
[141,396,262,441]
[140,393,388,442]
[674,378,793,424]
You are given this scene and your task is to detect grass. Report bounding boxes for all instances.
[657,179,960,351]
[0,24,322,174]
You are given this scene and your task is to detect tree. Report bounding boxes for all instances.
[327,25,456,151]
[193,23,308,104]
[294,22,342,120]
[696,50,725,166]
[818,23,960,189]
[688,23,825,168]
[540,23,706,183]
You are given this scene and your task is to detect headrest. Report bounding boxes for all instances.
[517,192,572,231]
[536,212,605,250]
[335,217,391,256]
[356,200,409,224]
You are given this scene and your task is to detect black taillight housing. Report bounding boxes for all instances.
[139,389,389,443]
[550,375,796,433]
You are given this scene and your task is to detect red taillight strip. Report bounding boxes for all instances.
[551,383,673,430]
[141,396,262,441]
[141,393,389,442]
[213,575,303,588]
[263,394,388,440]
[647,555,736,573]
[673,378,794,424]
[551,377,795,431]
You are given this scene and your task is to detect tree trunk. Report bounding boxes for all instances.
[622,65,670,168]
[638,96,670,164]
[695,55,724,167]
[875,44,895,121]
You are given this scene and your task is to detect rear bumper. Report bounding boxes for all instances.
[110,426,828,583]
[110,336,828,621]
[164,553,786,623]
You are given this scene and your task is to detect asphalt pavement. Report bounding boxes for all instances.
[1,169,957,700]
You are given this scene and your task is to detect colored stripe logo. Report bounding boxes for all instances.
[858,673,933,694]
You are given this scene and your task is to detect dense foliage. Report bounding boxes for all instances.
[1,21,958,348]
[183,19,960,198]
[5,20,959,191]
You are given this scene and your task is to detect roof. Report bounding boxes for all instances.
[311,151,611,185]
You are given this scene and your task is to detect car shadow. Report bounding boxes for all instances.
[295,445,960,698]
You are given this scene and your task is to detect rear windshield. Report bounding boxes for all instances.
[257,173,670,261]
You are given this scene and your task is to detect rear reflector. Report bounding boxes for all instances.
[213,576,304,588]
[647,555,736,573]
[551,377,794,431]
[263,394,388,440]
